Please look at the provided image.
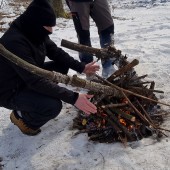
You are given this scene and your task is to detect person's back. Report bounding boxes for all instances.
[0,12,51,106]
[0,23,26,106]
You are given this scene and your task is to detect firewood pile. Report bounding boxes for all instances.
[0,39,169,145]
[61,39,169,145]
[72,72,165,144]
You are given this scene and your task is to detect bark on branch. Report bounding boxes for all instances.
[0,44,120,96]
[107,59,139,81]
[61,39,124,61]
[95,74,170,107]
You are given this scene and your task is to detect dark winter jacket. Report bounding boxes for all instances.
[0,18,85,106]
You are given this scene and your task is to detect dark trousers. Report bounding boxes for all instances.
[6,61,67,129]
[66,0,114,64]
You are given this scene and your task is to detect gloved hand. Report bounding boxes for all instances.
[83,61,100,76]
[74,93,97,115]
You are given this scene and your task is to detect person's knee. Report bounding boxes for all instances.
[37,98,62,119]
[47,99,62,119]
[24,99,62,129]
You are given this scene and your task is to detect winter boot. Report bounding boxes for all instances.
[10,111,41,136]
[101,58,116,79]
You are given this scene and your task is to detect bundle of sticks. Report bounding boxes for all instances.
[72,72,166,144]
[60,39,169,144]
[0,40,169,145]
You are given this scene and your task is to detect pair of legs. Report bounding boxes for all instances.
[4,61,67,130]
[67,0,115,78]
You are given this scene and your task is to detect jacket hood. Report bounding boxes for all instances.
[16,0,56,44]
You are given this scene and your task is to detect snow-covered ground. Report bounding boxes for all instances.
[0,0,170,169]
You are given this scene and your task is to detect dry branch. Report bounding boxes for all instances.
[0,44,122,96]
[61,39,170,143]
[1,42,169,144]
[95,74,170,107]
[101,103,127,109]
[107,59,139,81]
[61,39,126,62]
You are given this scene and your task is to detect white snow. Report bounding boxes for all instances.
[0,0,170,170]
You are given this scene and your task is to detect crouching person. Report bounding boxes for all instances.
[0,0,99,136]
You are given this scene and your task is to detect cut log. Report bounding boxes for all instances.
[107,59,139,81]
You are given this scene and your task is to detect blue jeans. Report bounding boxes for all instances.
[99,26,115,78]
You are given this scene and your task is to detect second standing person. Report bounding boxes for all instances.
[66,0,115,78]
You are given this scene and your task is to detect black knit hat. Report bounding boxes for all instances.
[22,0,56,27]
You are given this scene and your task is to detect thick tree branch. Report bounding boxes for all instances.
[0,44,120,96]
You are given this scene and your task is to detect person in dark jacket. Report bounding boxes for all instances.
[0,0,99,136]
[66,0,115,78]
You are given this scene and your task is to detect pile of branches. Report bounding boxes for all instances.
[0,40,169,146]
[73,74,165,144]
[61,39,169,144]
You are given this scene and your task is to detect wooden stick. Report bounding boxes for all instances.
[150,81,155,90]
[91,112,122,133]
[128,87,164,94]
[156,127,170,133]
[150,113,168,117]
[131,74,148,81]
[107,59,139,81]
[95,74,170,107]
[0,44,122,96]
[101,103,127,109]
[103,98,135,122]
[129,81,153,86]
[110,107,136,122]
[122,92,167,137]
[61,39,111,60]
[104,108,132,139]
[105,117,122,133]
[136,99,155,125]
[121,90,151,126]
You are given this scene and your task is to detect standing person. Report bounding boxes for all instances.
[66,0,115,78]
[0,0,99,136]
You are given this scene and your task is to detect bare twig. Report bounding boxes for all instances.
[101,103,127,109]
[95,74,170,107]
[121,90,151,126]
